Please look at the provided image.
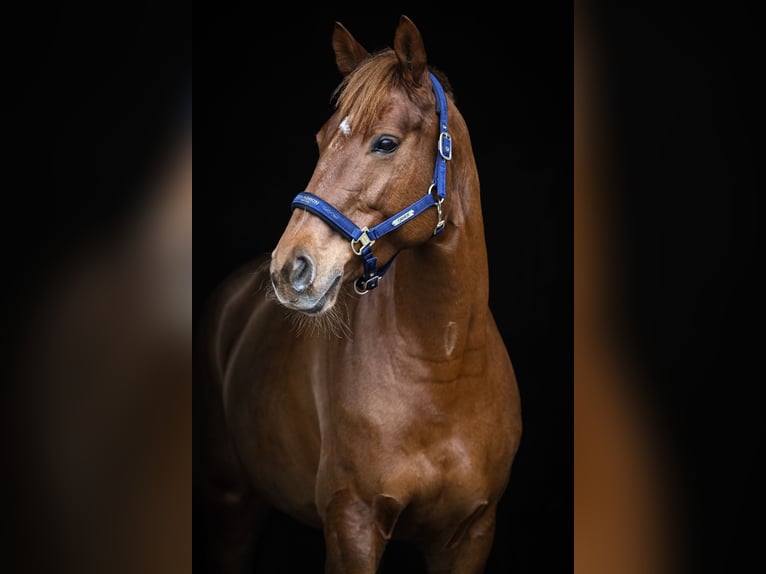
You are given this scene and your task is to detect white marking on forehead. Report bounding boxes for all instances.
[339,116,352,136]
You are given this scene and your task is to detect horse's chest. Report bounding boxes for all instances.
[317,410,492,538]
[323,387,490,493]
[228,331,509,529]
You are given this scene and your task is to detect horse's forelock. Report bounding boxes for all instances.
[332,49,451,136]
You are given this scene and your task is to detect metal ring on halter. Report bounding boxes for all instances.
[354,276,376,295]
[350,227,375,256]
[428,184,446,235]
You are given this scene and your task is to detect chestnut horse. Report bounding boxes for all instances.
[201,16,521,573]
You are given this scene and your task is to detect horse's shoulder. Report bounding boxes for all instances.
[197,255,272,384]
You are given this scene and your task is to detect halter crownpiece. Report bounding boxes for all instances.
[291,72,452,295]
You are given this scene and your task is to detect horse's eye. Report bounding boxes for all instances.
[372,136,399,154]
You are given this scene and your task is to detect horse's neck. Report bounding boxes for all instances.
[356,121,488,366]
[393,213,488,358]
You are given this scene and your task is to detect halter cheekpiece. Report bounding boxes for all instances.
[291,72,452,294]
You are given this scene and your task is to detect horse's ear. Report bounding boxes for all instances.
[332,22,370,77]
[393,15,428,87]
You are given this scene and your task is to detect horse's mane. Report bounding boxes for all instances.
[332,49,453,136]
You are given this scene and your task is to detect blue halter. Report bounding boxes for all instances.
[291,72,452,294]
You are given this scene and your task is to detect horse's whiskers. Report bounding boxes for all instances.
[263,285,278,303]
[288,291,352,340]
[260,279,352,340]
[251,259,274,295]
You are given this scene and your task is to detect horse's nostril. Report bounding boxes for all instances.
[289,255,314,293]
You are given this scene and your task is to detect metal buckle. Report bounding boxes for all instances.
[354,275,379,295]
[350,227,375,256]
[438,131,452,161]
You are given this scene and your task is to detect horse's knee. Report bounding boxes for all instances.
[323,489,377,553]
[321,489,404,573]
[425,504,498,574]
[446,501,490,549]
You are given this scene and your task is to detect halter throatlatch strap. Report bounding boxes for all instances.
[291,72,452,294]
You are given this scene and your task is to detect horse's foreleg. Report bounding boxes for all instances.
[423,503,497,574]
[322,489,404,574]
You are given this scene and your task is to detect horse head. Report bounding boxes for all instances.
[270,17,449,315]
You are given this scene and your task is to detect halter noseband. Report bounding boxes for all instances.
[291,72,452,295]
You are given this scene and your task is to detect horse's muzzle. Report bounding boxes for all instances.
[270,251,341,314]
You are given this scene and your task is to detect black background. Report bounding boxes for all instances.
[196,4,572,573]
